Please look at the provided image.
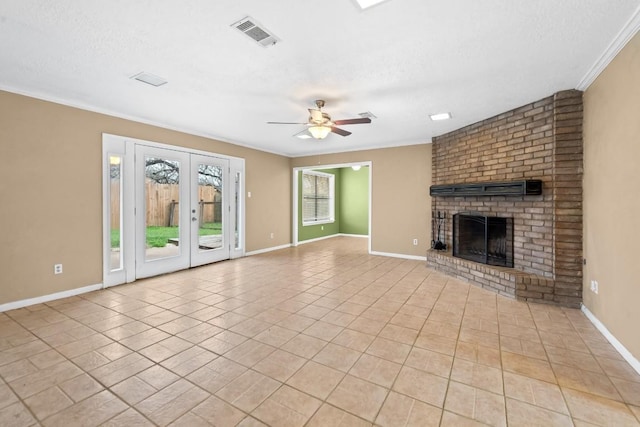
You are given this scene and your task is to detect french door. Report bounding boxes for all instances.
[190,154,231,267]
[103,135,244,287]
[135,146,230,278]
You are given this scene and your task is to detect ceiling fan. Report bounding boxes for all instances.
[267,100,371,139]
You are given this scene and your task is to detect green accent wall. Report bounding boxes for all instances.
[298,166,369,242]
[339,166,369,235]
[298,169,340,241]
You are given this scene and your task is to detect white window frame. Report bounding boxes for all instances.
[302,170,335,226]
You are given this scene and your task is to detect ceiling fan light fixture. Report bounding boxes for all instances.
[270,100,370,139]
[309,126,331,139]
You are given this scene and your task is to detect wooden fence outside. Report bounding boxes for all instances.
[110,181,221,227]
[110,179,122,229]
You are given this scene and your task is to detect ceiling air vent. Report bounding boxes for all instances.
[231,16,280,48]
[130,72,167,87]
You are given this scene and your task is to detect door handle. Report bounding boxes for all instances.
[192,217,198,222]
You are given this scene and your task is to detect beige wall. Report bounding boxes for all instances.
[583,31,640,359]
[292,144,432,258]
[0,91,291,305]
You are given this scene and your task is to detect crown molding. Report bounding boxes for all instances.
[577,5,640,90]
[0,84,290,158]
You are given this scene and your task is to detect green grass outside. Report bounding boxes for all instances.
[111,222,221,248]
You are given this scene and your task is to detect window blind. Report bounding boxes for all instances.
[302,172,333,222]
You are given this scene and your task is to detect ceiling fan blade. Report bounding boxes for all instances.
[331,127,352,137]
[333,117,372,125]
[267,121,308,125]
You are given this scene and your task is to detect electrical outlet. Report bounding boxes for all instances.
[270,232,274,239]
[247,191,252,198]
[413,239,418,246]
[54,264,63,275]
[590,280,599,294]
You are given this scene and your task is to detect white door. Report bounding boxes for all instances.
[135,145,191,278]
[135,146,232,279]
[103,135,243,286]
[190,154,230,267]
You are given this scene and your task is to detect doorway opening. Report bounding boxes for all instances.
[292,162,372,250]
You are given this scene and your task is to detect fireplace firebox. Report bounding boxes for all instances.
[453,213,513,268]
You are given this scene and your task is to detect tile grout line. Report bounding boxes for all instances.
[3,239,638,426]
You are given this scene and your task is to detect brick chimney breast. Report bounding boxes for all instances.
[427,90,583,308]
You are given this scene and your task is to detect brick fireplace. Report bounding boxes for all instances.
[426,90,583,308]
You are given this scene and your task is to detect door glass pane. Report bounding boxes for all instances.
[144,156,181,261]
[109,155,122,271]
[235,172,240,249]
[197,163,223,252]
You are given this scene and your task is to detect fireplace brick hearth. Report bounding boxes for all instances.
[427,90,583,308]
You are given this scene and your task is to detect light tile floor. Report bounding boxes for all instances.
[1,237,639,426]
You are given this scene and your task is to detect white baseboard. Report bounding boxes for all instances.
[245,244,292,256]
[0,283,104,313]
[297,234,339,245]
[581,304,640,375]
[297,233,369,246]
[370,250,427,261]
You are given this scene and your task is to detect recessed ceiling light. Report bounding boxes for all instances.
[130,72,167,87]
[429,112,452,121]
[354,0,389,10]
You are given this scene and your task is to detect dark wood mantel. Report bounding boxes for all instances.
[429,180,542,197]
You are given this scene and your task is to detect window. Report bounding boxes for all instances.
[302,171,334,225]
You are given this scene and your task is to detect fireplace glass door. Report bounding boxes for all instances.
[453,213,513,267]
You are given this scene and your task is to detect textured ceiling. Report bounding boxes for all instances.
[1,0,639,157]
